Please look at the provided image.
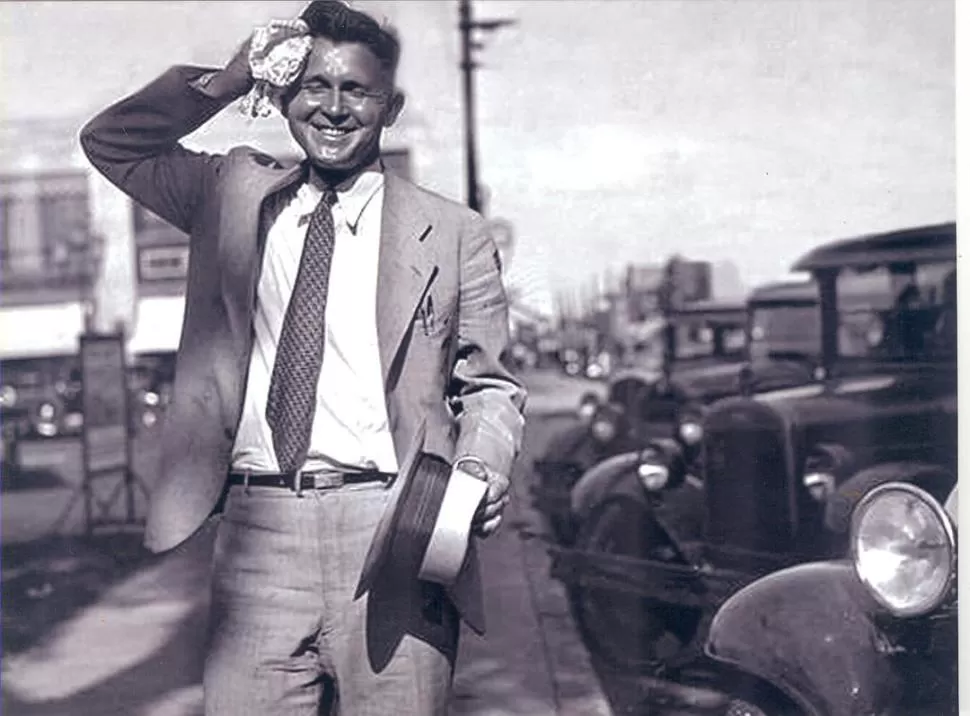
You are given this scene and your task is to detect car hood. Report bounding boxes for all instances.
[753,367,956,434]
[669,363,745,401]
[670,359,814,403]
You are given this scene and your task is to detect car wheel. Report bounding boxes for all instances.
[704,670,805,716]
[722,687,803,716]
[571,494,702,673]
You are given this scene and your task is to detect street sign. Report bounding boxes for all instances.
[78,332,141,531]
[81,333,129,472]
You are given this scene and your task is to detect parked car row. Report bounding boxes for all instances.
[531,279,819,544]
[0,352,176,441]
[533,223,957,715]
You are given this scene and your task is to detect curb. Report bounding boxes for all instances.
[512,474,613,715]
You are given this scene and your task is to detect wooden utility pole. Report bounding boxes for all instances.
[458,0,515,213]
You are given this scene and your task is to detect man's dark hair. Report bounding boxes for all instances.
[300,1,401,74]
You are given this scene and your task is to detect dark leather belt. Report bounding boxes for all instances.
[228,469,395,492]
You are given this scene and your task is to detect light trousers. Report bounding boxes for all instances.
[204,482,459,715]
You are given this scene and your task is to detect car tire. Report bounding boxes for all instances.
[571,494,702,674]
[722,682,804,716]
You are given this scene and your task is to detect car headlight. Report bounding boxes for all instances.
[803,471,836,501]
[637,458,669,491]
[678,420,703,445]
[37,402,57,421]
[851,482,955,617]
[635,439,686,492]
[0,385,17,407]
[803,443,854,502]
[590,416,617,443]
[577,392,600,420]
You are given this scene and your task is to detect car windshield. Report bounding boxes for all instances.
[748,304,820,361]
[671,320,746,360]
[836,260,956,361]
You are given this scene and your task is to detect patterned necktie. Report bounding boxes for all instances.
[266,188,339,473]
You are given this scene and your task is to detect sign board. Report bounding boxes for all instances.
[670,260,713,304]
[80,332,130,474]
[138,245,190,282]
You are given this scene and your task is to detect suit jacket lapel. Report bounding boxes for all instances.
[377,174,436,386]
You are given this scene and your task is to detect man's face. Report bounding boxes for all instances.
[286,37,404,175]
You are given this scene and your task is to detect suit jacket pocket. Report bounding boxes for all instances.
[415,293,455,339]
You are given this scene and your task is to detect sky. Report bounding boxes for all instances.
[0,0,956,298]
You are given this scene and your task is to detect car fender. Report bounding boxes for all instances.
[541,421,591,461]
[825,462,955,534]
[706,561,900,716]
[569,450,641,521]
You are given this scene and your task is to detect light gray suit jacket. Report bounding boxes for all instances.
[80,65,526,556]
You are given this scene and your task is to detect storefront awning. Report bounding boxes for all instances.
[126,296,185,355]
[0,302,87,359]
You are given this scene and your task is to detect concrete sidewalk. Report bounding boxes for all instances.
[448,421,612,716]
[2,412,611,716]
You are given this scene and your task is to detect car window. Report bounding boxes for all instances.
[749,304,820,360]
[836,260,956,361]
[672,321,745,360]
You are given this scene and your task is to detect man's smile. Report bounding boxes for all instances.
[313,125,356,140]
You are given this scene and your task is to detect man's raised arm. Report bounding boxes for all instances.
[79,46,254,234]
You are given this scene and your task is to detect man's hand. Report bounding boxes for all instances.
[457,458,511,538]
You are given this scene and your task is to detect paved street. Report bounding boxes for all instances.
[1,370,616,716]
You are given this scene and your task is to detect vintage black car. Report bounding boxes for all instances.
[0,357,84,440]
[549,223,956,683]
[127,351,176,431]
[532,282,819,542]
[705,481,957,716]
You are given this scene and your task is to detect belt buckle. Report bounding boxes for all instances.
[309,472,345,491]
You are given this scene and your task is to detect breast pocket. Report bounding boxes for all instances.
[415,290,456,339]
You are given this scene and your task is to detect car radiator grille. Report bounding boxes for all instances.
[704,422,796,555]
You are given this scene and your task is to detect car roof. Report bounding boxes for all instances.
[747,279,818,306]
[669,300,747,324]
[792,222,956,272]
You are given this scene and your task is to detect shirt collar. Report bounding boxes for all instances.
[304,160,384,232]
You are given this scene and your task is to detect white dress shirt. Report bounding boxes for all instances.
[231,165,399,474]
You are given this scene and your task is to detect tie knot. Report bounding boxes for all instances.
[319,186,339,209]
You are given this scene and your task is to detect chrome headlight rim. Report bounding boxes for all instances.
[850,482,956,618]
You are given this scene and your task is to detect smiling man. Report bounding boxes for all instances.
[80,2,525,714]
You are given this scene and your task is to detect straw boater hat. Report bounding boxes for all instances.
[355,420,487,635]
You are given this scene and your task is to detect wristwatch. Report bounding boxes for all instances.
[454,457,489,481]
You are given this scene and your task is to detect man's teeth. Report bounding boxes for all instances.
[319,127,351,137]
